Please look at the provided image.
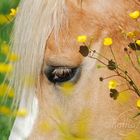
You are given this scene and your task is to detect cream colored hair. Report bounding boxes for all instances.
[9,0,66,108]
[9,1,68,138]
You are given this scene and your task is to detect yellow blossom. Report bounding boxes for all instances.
[16,108,28,117]
[58,109,92,140]
[129,10,140,19]
[39,121,53,133]
[117,91,131,104]
[0,106,11,115]
[74,109,91,138]
[124,131,140,140]
[8,53,20,62]
[77,35,87,43]
[108,80,118,89]
[0,63,13,73]
[103,37,113,46]
[1,42,10,54]
[0,14,10,24]
[10,8,18,16]
[136,99,140,109]
[138,56,140,64]
[126,32,136,38]
[0,84,14,98]
[60,82,74,95]
[136,40,140,46]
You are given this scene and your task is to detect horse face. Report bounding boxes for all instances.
[29,0,140,139]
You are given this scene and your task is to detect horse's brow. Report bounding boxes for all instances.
[46,56,82,67]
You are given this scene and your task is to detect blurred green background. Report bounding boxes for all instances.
[0,0,20,139]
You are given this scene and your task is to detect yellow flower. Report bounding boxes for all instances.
[129,10,140,19]
[136,40,140,46]
[103,37,113,46]
[0,63,13,73]
[124,131,140,140]
[126,32,136,38]
[8,53,20,62]
[117,91,131,104]
[0,84,14,98]
[77,35,87,43]
[60,82,74,96]
[75,109,91,138]
[136,99,140,109]
[138,56,140,64]
[16,108,28,117]
[0,106,11,115]
[39,121,53,133]
[1,42,10,54]
[10,8,18,16]
[0,14,9,25]
[108,80,118,89]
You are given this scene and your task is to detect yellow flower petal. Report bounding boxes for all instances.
[129,10,140,19]
[10,8,18,16]
[108,80,118,89]
[0,84,14,98]
[8,53,20,62]
[77,35,87,43]
[39,121,53,133]
[1,42,10,54]
[60,82,74,96]
[136,40,140,46]
[0,63,13,73]
[124,131,140,140]
[136,99,140,109]
[138,56,140,64]
[58,122,70,136]
[103,37,113,46]
[16,108,28,117]
[75,109,91,138]
[126,32,136,38]
[117,91,131,104]
[0,106,11,115]
[0,14,10,24]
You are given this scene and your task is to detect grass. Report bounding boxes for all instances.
[0,0,20,139]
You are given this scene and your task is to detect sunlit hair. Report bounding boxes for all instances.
[9,0,66,109]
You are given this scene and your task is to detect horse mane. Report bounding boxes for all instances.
[8,0,66,109]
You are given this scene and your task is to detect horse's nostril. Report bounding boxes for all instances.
[44,66,81,84]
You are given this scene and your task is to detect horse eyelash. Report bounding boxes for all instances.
[52,67,72,77]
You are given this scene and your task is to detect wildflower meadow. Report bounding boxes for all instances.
[0,0,20,139]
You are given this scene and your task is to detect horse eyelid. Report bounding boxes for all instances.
[44,65,81,84]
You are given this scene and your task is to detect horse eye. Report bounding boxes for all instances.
[44,66,80,84]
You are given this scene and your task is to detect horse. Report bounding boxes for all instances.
[9,0,140,139]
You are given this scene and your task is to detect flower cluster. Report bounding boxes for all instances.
[0,7,18,25]
[77,10,140,117]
